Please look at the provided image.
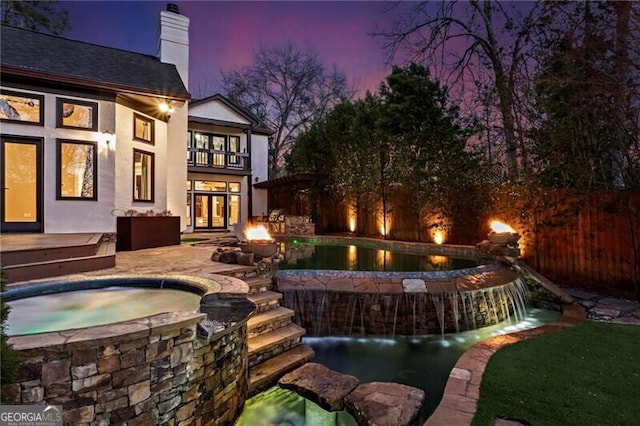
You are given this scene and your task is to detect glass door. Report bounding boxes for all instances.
[1,137,43,232]
[194,194,227,229]
[211,195,226,228]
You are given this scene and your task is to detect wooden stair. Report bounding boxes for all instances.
[245,275,314,396]
[1,234,116,283]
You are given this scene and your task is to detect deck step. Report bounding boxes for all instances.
[248,291,282,313]
[249,344,315,395]
[0,233,103,266]
[248,323,306,367]
[244,276,273,294]
[4,241,116,284]
[247,307,295,338]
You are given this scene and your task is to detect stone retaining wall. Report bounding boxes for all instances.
[2,312,248,426]
[278,265,528,336]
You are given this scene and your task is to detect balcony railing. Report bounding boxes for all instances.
[188,148,249,170]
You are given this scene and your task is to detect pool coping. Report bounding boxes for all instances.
[424,301,586,425]
[5,273,254,354]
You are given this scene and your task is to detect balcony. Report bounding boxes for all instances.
[188,147,249,170]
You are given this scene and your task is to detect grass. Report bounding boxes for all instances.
[473,321,640,426]
[180,237,209,244]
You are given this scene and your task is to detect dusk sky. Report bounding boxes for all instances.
[62,1,413,98]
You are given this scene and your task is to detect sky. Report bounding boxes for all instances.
[61,1,412,99]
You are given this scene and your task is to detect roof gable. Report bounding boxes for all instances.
[189,94,257,126]
[0,25,189,100]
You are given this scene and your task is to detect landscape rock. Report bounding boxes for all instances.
[345,382,424,426]
[278,363,359,411]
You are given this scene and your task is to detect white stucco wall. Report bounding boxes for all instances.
[189,102,251,125]
[114,104,170,217]
[166,104,188,230]
[1,87,117,233]
[251,133,269,216]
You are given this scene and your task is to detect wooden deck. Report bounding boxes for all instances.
[0,233,116,283]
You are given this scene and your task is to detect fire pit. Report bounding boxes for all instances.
[488,220,520,246]
[478,220,521,257]
[239,224,278,258]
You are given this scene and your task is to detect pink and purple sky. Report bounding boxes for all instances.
[62,1,413,98]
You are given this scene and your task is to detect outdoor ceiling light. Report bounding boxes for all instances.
[158,100,175,114]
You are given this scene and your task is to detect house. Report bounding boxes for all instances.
[186,94,270,232]
[0,4,269,236]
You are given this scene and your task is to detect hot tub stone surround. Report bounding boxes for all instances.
[1,275,255,426]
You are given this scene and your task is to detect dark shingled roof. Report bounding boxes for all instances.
[0,25,190,100]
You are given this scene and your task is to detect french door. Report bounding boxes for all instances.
[1,136,43,232]
[194,194,226,229]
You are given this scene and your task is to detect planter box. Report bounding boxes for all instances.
[116,216,180,251]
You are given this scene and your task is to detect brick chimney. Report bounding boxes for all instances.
[157,3,190,89]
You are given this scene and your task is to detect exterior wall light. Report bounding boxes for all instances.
[98,130,113,146]
[158,101,175,114]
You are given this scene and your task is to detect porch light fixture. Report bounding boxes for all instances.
[98,130,113,146]
[158,100,175,114]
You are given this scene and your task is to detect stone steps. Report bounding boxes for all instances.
[249,344,315,396]
[247,306,295,338]
[248,290,282,313]
[248,323,306,367]
[244,276,273,295]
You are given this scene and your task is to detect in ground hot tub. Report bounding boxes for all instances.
[2,274,255,425]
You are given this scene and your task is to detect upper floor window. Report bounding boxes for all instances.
[0,89,44,126]
[133,113,154,144]
[56,98,98,131]
[187,131,247,169]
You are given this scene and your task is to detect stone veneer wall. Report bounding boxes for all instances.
[284,216,315,235]
[278,264,529,336]
[1,312,248,426]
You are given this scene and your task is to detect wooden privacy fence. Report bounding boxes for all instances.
[312,188,639,298]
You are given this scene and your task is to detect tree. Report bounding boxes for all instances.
[379,63,485,238]
[0,0,70,35]
[222,43,355,178]
[375,0,540,180]
[530,1,640,189]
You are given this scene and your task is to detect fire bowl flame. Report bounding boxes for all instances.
[240,224,278,257]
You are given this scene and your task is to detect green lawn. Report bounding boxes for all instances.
[180,237,208,244]
[473,321,640,426]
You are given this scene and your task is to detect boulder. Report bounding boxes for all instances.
[345,382,424,426]
[236,252,255,266]
[278,363,359,411]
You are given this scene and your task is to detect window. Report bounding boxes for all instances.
[228,136,241,166]
[56,98,98,131]
[0,89,44,125]
[211,135,225,166]
[229,182,241,193]
[133,113,154,144]
[229,194,240,226]
[133,149,154,201]
[194,181,226,192]
[57,140,97,200]
[186,194,192,226]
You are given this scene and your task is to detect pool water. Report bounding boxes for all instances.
[6,286,202,336]
[279,242,482,272]
[238,308,560,424]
